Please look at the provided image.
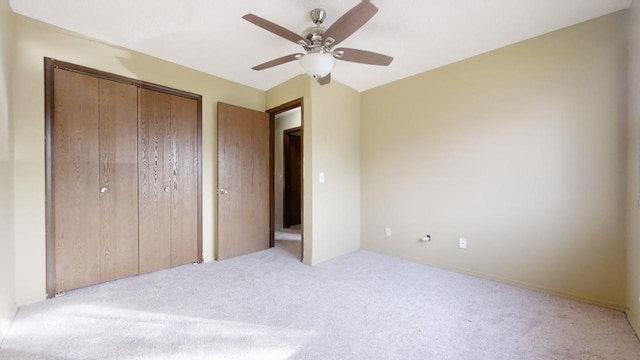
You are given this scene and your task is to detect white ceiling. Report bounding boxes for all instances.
[8,0,632,92]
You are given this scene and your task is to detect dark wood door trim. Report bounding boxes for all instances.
[44,59,56,298]
[266,98,304,261]
[44,58,203,298]
[196,96,203,264]
[45,58,201,100]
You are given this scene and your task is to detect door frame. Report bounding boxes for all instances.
[283,126,302,228]
[44,58,204,298]
[266,98,304,261]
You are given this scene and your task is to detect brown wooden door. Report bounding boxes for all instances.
[217,102,270,260]
[138,88,173,273]
[139,88,199,273]
[169,94,199,266]
[98,78,139,282]
[283,129,302,227]
[53,68,138,292]
[53,69,101,292]
[47,59,202,296]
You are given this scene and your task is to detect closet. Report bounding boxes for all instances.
[45,59,202,296]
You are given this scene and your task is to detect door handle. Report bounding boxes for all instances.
[164,186,170,192]
[99,187,108,193]
[217,188,228,195]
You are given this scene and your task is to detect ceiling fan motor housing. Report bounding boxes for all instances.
[302,9,329,51]
[302,26,326,48]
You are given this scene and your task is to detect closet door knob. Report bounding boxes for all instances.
[217,188,228,195]
[99,187,108,193]
[164,187,170,192]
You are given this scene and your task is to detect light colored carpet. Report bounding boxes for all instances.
[275,226,302,241]
[1,245,639,360]
[275,240,302,260]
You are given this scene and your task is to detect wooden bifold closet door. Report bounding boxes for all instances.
[48,61,201,296]
[52,68,138,292]
[138,88,198,274]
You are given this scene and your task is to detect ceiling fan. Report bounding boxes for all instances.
[243,0,393,85]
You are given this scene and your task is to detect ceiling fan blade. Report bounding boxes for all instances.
[322,0,378,47]
[317,73,331,85]
[333,48,393,66]
[243,14,308,45]
[252,54,304,71]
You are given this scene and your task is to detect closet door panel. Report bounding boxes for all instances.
[138,88,172,274]
[53,68,101,292]
[99,79,139,281]
[170,95,198,266]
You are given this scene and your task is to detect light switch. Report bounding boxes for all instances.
[319,172,325,183]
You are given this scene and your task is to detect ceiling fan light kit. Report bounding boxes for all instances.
[299,52,335,78]
[243,0,393,86]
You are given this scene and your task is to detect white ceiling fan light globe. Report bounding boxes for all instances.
[299,52,335,78]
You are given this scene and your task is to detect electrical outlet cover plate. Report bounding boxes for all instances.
[385,227,391,236]
[459,238,467,249]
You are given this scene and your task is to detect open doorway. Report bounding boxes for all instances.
[269,100,303,261]
[283,127,302,228]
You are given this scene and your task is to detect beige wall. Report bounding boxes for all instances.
[266,75,361,265]
[309,80,361,264]
[361,12,628,308]
[12,15,265,304]
[627,0,640,332]
[274,110,301,227]
[0,0,16,340]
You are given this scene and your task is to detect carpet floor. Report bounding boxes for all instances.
[1,245,639,360]
[274,225,302,242]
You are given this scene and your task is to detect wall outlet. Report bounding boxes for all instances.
[385,227,392,236]
[459,238,467,249]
